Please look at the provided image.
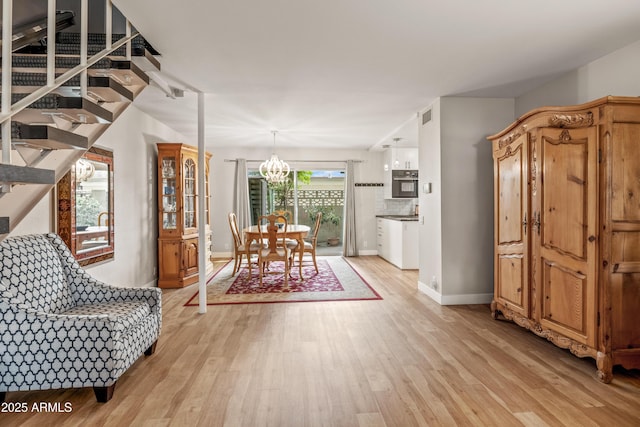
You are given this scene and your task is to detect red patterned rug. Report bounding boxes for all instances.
[185,256,381,305]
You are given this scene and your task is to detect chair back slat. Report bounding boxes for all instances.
[228,212,243,248]
[312,212,322,243]
[258,214,287,254]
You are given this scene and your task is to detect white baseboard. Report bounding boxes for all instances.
[418,281,492,305]
[358,249,378,256]
[418,281,443,303]
[212,251,233,258]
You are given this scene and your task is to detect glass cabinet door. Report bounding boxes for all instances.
[183,158,196,229]
[161,157,177,230]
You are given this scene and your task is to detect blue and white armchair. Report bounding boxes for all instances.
[0,233,161,402]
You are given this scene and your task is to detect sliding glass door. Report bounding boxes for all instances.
[248,169,345,254]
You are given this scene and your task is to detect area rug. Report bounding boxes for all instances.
[184,256,382,305]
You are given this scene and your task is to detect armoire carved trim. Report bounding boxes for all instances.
[549,112,593,128]
[497,125,527,149]
[494,306,596,360]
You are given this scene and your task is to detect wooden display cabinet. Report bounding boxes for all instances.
[488,96,640,383]
[157,143,213,288]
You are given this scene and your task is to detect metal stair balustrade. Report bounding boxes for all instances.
[1,5,161,237]
[6,30,148,126]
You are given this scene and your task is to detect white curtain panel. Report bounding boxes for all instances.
[233,159,252,230]
[343,160,357,257]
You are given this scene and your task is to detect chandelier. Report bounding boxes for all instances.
[259,130,290,184]
[75,158,95,182]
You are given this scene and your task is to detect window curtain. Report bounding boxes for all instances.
[343,160,357,257]
[234,159,251,231]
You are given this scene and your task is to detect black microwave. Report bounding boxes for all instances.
[391,170,418,198]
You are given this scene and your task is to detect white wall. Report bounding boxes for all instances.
[417,99,442,293]
[440,97,514,298]
[13,104,188,287]
[418,97,514,305]
[208,146,384,257]
[516,39,640,115]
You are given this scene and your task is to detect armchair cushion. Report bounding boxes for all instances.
[62,301,151,336]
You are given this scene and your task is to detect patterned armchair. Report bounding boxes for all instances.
[0,233,161,402]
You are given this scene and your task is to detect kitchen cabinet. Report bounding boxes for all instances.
[488,96,640,383]
[384,147,418,170]
[157,143,213,288]
[377,217,418,269]
[383,147,419,198]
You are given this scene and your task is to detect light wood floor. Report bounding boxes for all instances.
[4,256,640,426]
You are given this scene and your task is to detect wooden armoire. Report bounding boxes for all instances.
[157,143,213,288]
[488,96,640,383]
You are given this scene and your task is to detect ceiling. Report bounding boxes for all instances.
[113,0,640,151]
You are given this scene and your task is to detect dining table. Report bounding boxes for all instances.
[243,224,311,280]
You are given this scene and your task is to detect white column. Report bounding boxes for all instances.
[80,0,88,97]
[47,0,56,86]
[197,92,207,313]
[1,0,13,171]
[105,0,112,50]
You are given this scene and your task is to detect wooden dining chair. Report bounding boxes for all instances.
[272,209,292,221]
[271,210,298,248]
[290,211,322,273]
[257,214,292,287]
[228,212,262,276]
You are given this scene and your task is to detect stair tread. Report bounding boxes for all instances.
[0,217,8,234]
[6,122,92,150]
[0,163,55,185]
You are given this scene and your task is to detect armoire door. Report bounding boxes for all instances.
[535,127,597,347]
[493,133,529,317]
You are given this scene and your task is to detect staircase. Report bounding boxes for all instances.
[0,7,159,236]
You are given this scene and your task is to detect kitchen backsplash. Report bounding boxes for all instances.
[375,188,418,215]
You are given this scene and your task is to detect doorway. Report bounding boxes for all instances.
[248,169,345,255]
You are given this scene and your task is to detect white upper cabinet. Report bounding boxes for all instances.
[384,147,418,170]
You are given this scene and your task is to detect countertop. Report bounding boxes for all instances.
[376,215,419,221]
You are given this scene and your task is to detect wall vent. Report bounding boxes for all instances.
[422,109,432,125]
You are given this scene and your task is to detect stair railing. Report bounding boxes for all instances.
[0,0,139,189]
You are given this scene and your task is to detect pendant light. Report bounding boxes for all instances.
[393,137,401,168]
[259,130,290,184]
